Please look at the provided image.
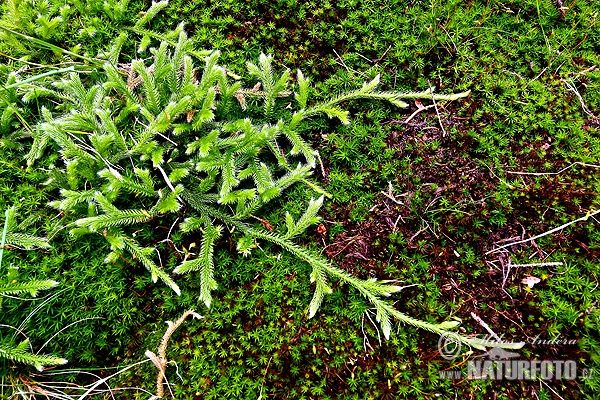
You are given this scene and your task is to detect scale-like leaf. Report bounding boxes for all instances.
[0,340,67,371]
[168,168,189,183]
[153,186,183,214]
[219,189,256,205]
[173,225,222,307]
[179,217,207,233]
[0,280,58,297]
[93,192,120,214]
[75,209,152,231]
[236,235,256,256]
[254,162,273,192]
[308,280,332,319]
[219,155,239,199]
[187,130,219,157]
[284,196,323,239]
[259,187,280,202]
[4,233,50,250]
[133,0,169,28]
[295,70,309,108]
[321,106,350,125]
[123,238,180,295]
[13,10,483,352]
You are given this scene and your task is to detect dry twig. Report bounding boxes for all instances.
[146,310,203,398]
[403,103,436,124]
[471,312,501,342]
[486,209,600,255]
[506,162,600,176]
[427,80,447,136]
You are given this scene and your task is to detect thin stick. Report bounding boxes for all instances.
[509,261,563,268]
[315,150,326,178]
[76,359,152,400]
[0,210,8,268]
[489,305,526,334]
[257,357,272,400]
[156,132,178,146]
[409,227,427,245]
[361,315,369,353]
[471,312,501,342]
[356,52,373,62]
[486,209,600,255]
[365,310,382,346]
[562,78,597,118]
[332,49,347,71]
[0,324,33,352]
[427,80,447,136]
[392,214,402,232]
[380,190,403,205]
[440,25,458,52]
[500,255,511,290]
[403,104,436,124]
[165,217,179,243]
[539,378,565,400]
[0,26,101,64]
[35,370,117,400]
[374,45,392,63]
[528,66,548,85]
[17,290,65,333]
[150,310,202,398]
[1,66,76,92]
[502,70,525,80]
[332,49,368,78]
[37,317,102,353]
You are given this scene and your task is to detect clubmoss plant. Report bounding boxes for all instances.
[14,2,522,351]
[0,0,148,62]
[0,207,67,371]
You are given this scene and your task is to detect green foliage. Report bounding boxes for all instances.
[0,208,54,294]
[0,339,67,372]
[0,0,147,62]
[0,208,66,371]
[17,8,484,348]
[2,0,599,398]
